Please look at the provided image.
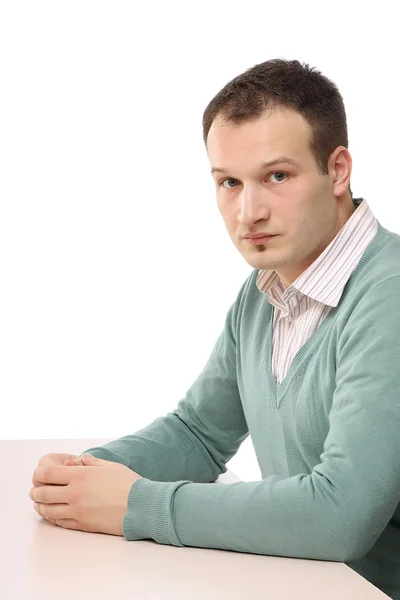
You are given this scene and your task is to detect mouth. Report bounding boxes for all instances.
[245,235,276,245]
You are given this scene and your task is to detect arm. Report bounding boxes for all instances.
[80,274,252,483]
[123,277,400,563]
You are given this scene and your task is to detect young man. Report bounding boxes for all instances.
[31,59,400,599]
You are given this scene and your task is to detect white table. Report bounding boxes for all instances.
[0,439,390,599]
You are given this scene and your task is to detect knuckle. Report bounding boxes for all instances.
[38,453,53,466]
[41,466,50,481]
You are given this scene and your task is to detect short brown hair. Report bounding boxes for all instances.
[202,58,352,196]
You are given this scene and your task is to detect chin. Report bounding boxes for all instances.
[242,255,271,270]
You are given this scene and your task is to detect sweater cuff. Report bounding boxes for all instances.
[123,477,192,546]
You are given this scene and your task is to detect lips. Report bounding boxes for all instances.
[244,234,274,239]
[245,234,274,244]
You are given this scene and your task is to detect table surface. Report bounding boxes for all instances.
[0,439,390,599]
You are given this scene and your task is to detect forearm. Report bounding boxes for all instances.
[81,406,246,483]
[123,467,397,563]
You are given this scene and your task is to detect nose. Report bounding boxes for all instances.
[237,186,270,226]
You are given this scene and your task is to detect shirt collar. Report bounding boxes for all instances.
[255,198,378,308]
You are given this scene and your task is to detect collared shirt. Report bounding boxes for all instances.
[85,206,400,598]
[255,198,378,384]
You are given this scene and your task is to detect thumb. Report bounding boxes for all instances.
[64,458,82,466]
[80,453,106,465]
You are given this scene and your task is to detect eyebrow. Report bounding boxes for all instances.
[211,156,300,175]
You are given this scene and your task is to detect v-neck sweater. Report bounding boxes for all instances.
[256,197,377,385]
[83,219,400,599]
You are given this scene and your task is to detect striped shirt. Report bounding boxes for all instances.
[255,198,378,385]
[84,205,400,598]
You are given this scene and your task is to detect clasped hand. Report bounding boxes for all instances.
[29,454,143,536]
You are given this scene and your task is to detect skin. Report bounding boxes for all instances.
[207,106,355,288]
[29,454,142,535]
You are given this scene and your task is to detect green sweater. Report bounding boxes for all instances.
[83,220,400,599]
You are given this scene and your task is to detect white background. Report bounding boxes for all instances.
[1,1,399,481]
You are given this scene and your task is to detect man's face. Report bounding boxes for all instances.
[207,107,352,288]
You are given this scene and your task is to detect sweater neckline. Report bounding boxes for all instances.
[264,220,387,408]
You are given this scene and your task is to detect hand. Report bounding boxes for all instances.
[32,453,84,525]
[36,453,84,469]
[29,454,143,536]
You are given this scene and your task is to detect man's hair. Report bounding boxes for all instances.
[202,58,352,197]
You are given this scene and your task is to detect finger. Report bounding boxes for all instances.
[34,504,67,526]
[32,504,57,526]
[40,513,59,527]
[54,519,82,531]
[38,510,90,533]
[35,502,74,520]
[33,465,81,486]
[32,462,79,487]
[30,484,70,504]
[32,474,44,487]
[33,503,81,530]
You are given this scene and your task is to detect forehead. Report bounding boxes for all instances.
[207,107,313,166]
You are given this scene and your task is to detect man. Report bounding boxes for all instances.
[30,59,400,599]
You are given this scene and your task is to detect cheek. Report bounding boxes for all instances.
[220,211,236,232]
[218,204,232,227]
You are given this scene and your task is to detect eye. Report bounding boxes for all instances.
[219,172,288,188]
[220,177,239,189]
[269,172,288,183]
